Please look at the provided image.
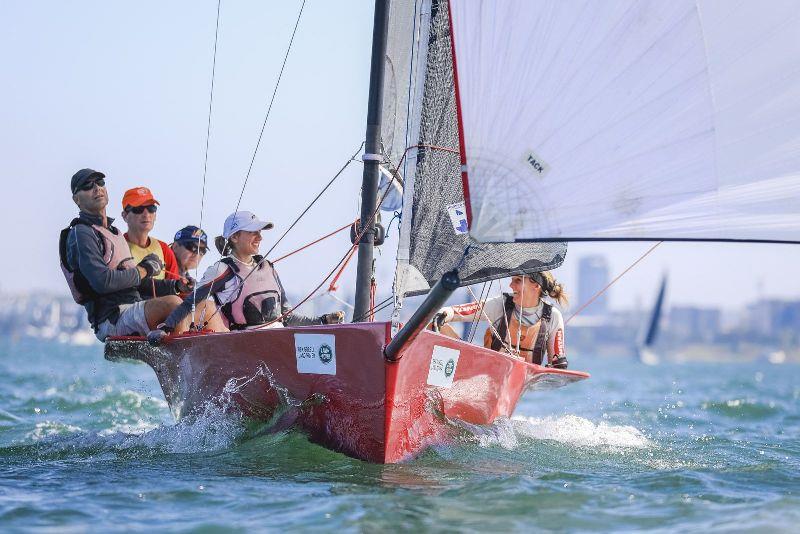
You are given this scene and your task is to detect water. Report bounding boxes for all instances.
[1,338,798,532]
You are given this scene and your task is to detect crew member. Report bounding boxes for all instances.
[152,211,344,338]
[120,187,180,281]
[434,271,569,368]
[170,225,208,278]
[59,169,205,340]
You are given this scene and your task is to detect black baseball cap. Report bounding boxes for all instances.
[174,225,208,246]
[71,168,106,194]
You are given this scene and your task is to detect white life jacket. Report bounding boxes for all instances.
[216,256,283,329]
[59,219,135,304]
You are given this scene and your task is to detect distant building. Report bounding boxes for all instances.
[667,306,721,343]
[577,255,609,315]
[745,299,800,345]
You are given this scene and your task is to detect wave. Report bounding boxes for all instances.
[459,414,651,452]
[513,415,651,448]
[700,398,781,419]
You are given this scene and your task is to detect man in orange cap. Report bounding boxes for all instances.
[121,187,181,288]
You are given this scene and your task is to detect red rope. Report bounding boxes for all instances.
[328,245,357,292]
[255,166,400,329]
[369,277,376,322]
[273,221,353,264]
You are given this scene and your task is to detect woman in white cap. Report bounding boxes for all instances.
[152,211,343,336]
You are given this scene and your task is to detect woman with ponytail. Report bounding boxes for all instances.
[433,271,569,368]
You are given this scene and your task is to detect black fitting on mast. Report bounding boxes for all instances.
[384,270,461,362]
[353,0,390,323]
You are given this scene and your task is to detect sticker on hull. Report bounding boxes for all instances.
[427,345,460,388]
[295,333,336,375]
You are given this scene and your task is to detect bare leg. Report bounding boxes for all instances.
[197,300,228,332]
[143,295,182,330]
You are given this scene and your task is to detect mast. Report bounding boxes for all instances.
[353,0,390,322]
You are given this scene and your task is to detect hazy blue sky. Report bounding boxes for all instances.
[2,1,799,313]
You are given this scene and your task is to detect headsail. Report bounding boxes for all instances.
[386,0,567,297]
[448,0,800,243]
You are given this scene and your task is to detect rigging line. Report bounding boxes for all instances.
[352,295,394,323]
[467,281,489,344]
[234,0,308,212]
[353,299,393,323]
[328,245,357,292]
[193,0,223,326]
[326,292,354,311]
[516,276,525,353]
[395,143,459,173]
[272,221,353,264]
[465,282,486,343]
[200,0,222,233]
[203,154,398,329]
[400,0,421,182]
[264,142,364,258]
[566,241,663,325]
[257,169,402,328]
[466,283,511,353]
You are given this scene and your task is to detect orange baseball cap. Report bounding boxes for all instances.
[121,186,160,209]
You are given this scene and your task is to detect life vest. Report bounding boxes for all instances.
[59,219,135,305]
[215,256,283,330]
[126,236,166,280]
[483,294,552,365]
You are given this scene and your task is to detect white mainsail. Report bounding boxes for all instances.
[386,0,567,300]
[449,0,800,243]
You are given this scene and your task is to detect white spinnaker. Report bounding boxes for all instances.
[450,0,800,242]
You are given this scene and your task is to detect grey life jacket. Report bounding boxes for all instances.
[489,293,552,365]
[59,219,135,305]
[216,256,283,329]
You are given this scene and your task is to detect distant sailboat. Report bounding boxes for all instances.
[637,274,668,365]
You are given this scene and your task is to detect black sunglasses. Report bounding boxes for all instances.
[125,204,158,214]
[182,242,207,255]
[77,178,105,192]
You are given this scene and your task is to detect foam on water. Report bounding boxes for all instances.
[15,362,308,458]
[466,414,651,451]
[513,414,651,448]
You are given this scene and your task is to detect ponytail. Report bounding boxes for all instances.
[214,235,232,256]
[528,270,569,308]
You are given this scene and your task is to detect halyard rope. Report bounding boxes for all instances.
[234,0,308,212]
[193,0,222,326]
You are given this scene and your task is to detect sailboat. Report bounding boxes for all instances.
[105,0,800,463]
[637,274,667,365]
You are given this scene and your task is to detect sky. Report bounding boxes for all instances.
[1,0,799,314]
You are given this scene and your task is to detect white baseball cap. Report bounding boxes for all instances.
[222,211,274,239]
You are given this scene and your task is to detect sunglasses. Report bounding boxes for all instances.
[182,242,207,255]
[77,178,105,192]
[125,204,158,214]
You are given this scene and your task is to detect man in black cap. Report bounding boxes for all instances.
[170,225,209,279]
[59,168,195,341]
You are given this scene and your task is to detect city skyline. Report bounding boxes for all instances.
[1,1,799,312]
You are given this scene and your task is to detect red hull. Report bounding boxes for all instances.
[105,322,588,463]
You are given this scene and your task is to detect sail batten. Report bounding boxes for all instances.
[449,0,800,243]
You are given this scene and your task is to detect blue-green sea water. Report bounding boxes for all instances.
[1,338,798,532]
